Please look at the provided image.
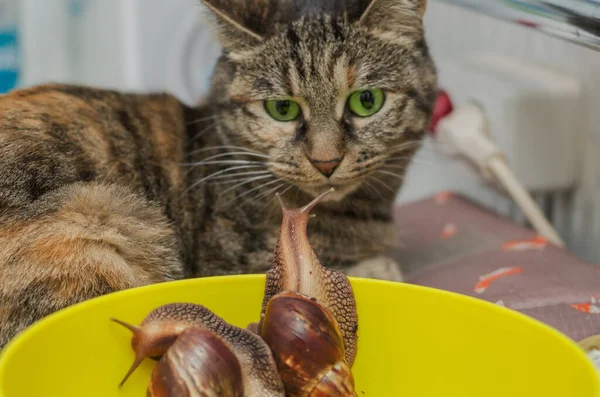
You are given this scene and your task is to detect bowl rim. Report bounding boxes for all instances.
[0,274,598,394]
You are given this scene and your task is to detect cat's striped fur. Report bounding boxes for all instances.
[0,0,436,348]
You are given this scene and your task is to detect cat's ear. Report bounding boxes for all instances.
[200,0,267,51]
[359,0,427,32]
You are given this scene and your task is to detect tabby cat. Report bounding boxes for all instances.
[0,0,437,349]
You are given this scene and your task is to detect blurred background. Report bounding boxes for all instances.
[1,0,599,263]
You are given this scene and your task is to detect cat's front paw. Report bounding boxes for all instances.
[343,255,404,282]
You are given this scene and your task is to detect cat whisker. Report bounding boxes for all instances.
[386,154,414,160]
[186,122,219,148]
[385,156,413,164]
[354,158,386,171]
[388,141,420,149]
[182,160,266,170]
[252,182,290,207]
[186,115,221,126]
[375,170,404,180]
[361,178,383,199]
[381,164,405,170]
[253,183,285,202]
[367,175,396,194]
[218,174,276,197]
[389,140,455,155]
[258,184,294,210]
[217,178,283,211]
[209,170,271,182]
[279,184,294,197]
[355,143,422,170]
[189,145,266,156]
[184,164,266,193]
[386,154,430,164]
[386,141,421,154]
[386,156,446,172]
[209,173,273,186]
[194,152,270,163]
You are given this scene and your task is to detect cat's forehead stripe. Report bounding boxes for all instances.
[234,19,424,102]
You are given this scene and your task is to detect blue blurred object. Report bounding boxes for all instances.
[0,30,19,93]
[0,0,20,93]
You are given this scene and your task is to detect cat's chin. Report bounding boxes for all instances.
[301,181,361,202]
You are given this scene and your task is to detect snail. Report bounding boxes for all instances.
[112,303,285,397]
[112,187,359,396]
[253,188,359,396]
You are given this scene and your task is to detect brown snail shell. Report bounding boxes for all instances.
[260,291,356,397]
[148,327,244,397]
[112,303,285,396]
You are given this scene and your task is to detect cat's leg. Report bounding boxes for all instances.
[0,182,184,349]
[343,255,404,282]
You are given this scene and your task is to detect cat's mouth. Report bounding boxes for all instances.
[269,161,368,202]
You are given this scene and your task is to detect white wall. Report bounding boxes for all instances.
[406,1,600,262]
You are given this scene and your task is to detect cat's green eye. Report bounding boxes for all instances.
[348,89,385,117]
[264,99,301,122]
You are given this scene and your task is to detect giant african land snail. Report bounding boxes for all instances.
[112,188,359,396]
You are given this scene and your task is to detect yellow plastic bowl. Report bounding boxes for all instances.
[0,275,597,397]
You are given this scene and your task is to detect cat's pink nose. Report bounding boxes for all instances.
[310,158,341,178]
